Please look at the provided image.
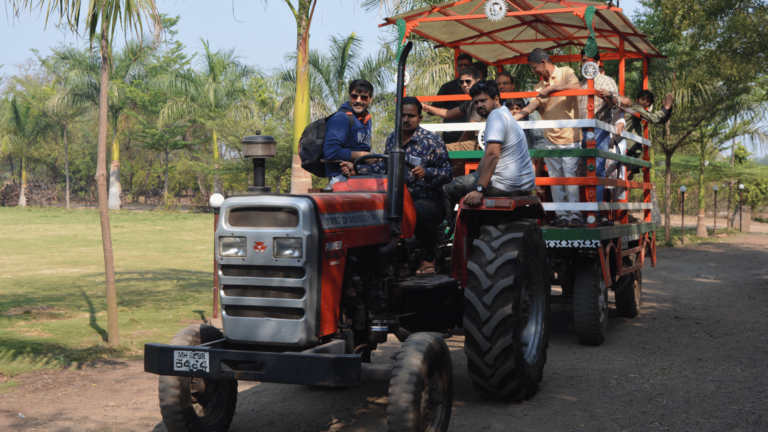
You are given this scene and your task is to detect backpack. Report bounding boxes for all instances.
[299,108,354,177]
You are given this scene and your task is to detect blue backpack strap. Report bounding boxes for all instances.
[338,107,355,129]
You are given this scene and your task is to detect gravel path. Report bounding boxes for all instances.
[2,233,767,432]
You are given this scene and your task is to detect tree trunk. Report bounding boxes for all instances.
[290,0,316,195]
[212,130,222,194]
[9,155,16,186]
[96,24,119,348]
[64,127,70,209]
[696,165,708,237]
[18,156,27,207]
[108,132,122,210]
[664,151,672,243]
[164,149,169,201]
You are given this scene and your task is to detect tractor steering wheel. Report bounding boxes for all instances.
[351,153,416,176]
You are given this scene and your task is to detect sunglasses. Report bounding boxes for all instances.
[350,93,370,102]
[459,79,475,85]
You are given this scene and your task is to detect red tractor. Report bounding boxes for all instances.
[144,43,551,432]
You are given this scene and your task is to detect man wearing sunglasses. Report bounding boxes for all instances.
[434,53,474,144]
[323,79,374,186]
[423,67,484,151]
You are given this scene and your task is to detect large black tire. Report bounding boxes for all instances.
[159,324,238,432]
[463,219,550,401]
[573,261,608,346]
[615,255,642,318]
[387,333,453,432]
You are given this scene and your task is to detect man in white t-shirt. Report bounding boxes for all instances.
[442,80,535,221]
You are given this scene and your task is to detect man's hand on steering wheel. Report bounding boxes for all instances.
[410,165,426,180]
[340,161,356,177]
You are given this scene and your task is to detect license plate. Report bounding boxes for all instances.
[173,350,209,373]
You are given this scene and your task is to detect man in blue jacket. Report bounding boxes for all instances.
[324,79,374,186]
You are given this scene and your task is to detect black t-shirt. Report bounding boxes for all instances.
[434,79,465,144]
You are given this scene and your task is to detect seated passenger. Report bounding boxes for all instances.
[442,81,536,222]
[423,67,484,150]
[342,97,453,276]
[323,79,374,186]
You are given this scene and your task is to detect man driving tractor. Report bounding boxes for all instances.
[342,97,453,276]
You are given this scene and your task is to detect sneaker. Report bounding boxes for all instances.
[600,216,615,226]
[628,214,639,223]
[568,218,584,228]
[556,218,569,228]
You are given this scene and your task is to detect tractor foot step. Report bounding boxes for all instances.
[389,275,459,290]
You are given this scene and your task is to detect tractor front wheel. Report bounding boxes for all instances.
[387,333,453,432]
[159,324,238,432]
[464,219,550,401]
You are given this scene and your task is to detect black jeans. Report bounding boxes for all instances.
[414,199,445,261]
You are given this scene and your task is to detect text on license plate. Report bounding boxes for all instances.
[174,350,209,372]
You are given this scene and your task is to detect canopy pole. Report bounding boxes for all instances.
[454,47,460,79]
[642,57,651,222]
[586,56,597,228]
[618,38,625,95]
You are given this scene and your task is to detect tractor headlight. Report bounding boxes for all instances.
[219,236,247,257]
[273,237,303,259]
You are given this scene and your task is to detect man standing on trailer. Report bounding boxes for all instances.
[423,67,484,150]
[434,53,474,144]
[342,97,453,276]
[578,49,621,226]
[520,48,583,228]
[442,80,536,221]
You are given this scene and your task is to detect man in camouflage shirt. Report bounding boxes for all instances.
[343,97,453,275]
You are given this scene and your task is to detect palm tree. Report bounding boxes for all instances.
[156,38,259,194]
[275,32,393,119]
[46,37,154,210]
[0,96,52,206]
[11,0,161,347]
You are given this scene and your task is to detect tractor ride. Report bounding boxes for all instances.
[387,0,661,346]
[144,1,660,431]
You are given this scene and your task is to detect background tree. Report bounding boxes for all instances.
[10,0,162,347]
[156,38,258,195]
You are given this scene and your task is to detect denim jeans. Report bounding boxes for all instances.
[581,128,611,212]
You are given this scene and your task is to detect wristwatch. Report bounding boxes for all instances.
[476,184,486,194]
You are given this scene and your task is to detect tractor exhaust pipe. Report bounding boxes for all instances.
[380,41,413,255]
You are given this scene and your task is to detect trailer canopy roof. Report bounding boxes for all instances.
[380,0,663,65]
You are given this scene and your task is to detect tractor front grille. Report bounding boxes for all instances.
[222,285,305,299]
[224,305,305,320]
[221,265,305,279]
[228,207,299,228]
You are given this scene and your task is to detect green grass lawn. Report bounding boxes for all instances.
[0,206,215,377]
[657,225,742,246]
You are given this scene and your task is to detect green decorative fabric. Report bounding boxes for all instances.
[396,19,407,61]
[584,6,598,59]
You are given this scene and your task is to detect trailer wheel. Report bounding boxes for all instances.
[615,255,642,318]
[464,220,550,401]
[573,262,608,346]
[159,324,238,432]
[387,333,453,432]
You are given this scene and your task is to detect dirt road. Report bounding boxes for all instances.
[2,234,767,432]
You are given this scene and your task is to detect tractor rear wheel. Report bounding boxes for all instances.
[159,324,238,432]
[464,219,550,401]
[387,333,453,432]
[615,255,642,318]
[573,262,608,346]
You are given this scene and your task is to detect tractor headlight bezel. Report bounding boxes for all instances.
[219,236,247,257]
[273,237,303,259]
